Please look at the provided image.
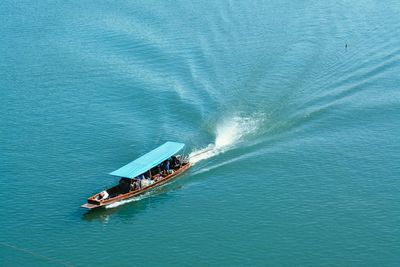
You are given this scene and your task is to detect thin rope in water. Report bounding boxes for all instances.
[0,241,74,267]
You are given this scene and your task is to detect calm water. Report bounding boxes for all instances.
[1,1,400,266]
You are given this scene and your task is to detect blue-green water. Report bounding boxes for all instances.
[1,1,400,266]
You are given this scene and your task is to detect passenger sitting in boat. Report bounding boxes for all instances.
[171,156,180,169]
[153,173,162,181]
[97,190,109,200]
[164,160,170,174]
[129,180,136,191]
[157,164,162,174]
[132,176,141,188]
[135,179,141,190]
[143,176,155,187]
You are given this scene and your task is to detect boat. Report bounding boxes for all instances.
[81,141,191,210]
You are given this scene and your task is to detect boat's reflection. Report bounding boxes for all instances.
[81,182,185,223]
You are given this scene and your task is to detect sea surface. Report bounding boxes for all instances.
[1,1,400,266]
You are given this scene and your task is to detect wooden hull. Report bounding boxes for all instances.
[81,163,192,210]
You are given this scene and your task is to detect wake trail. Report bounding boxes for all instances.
[189,115,262,164]
[106,192,151,209]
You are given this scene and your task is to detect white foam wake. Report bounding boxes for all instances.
[105,180,174,209]
[189,115,262,164]
[105,192,152,209]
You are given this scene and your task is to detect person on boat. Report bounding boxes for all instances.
[135,179,141,190]
[153,173,162,182]
[157,164,162,175]
[171,156,181,169]
[141,178,148,187]
[164,159,170,174]
[130,180,136,191]
[97,190,109,200]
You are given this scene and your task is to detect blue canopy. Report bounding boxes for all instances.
[109,141,185,178]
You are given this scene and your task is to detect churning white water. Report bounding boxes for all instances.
[189,115,261,164]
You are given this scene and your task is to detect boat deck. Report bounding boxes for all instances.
[81,162,191,210]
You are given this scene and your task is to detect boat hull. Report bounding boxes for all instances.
[81,163,192,210]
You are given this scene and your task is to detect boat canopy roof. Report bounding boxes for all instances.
[109,141,185,178]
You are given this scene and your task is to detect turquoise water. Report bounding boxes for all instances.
[1,0,400,266]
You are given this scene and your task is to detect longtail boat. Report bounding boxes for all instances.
[81,141,191,210]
